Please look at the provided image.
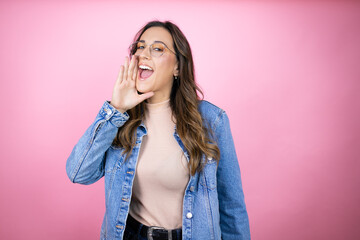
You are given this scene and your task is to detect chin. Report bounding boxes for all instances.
[136,80,153,94]
[136,85,151,94]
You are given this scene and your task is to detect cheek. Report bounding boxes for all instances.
[157,55,176,75]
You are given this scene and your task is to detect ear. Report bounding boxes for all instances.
[173,61,179,77]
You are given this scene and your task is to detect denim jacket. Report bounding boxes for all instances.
[66,100,250,240]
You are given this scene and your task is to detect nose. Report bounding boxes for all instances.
[138,45,151,59]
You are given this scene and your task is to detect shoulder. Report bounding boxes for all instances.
[198,100,226,130]
[198,100,224,115]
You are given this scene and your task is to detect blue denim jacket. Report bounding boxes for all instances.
[66,100,250,240]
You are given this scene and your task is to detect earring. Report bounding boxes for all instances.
[174,76,178,80]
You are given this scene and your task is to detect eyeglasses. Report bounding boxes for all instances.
[129,40,176,58]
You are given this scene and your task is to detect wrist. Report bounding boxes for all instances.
[109,102,126,114]
[117,108,127,114]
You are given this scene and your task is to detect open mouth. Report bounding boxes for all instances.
[139,65,154,79]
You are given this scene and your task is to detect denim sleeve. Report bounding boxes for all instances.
[66,101,129,185]
[214,111,251,240]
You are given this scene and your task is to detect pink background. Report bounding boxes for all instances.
[1,0,359,239]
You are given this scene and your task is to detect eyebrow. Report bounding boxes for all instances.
[138,40,170,47]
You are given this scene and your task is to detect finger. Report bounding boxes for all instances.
[132,56,138,81]
[137,92,155,103]
[116,65,124,85]
[132,66,139,82]
[128,55,137,81]
[123,56,129,81]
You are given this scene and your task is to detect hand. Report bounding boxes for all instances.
[110,56,154,113]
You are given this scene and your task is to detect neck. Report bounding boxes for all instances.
[146,91,171,104]
[145,98,171,114]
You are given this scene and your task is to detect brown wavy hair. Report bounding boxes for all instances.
[112,20,220,175]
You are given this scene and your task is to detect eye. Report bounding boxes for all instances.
[136,42,145,49]
[152,43,165,52]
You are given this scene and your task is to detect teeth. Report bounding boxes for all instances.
[139,65,153,71]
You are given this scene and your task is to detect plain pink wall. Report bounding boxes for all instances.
[0,0,359,239]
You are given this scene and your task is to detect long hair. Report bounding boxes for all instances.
[113,20,220,175]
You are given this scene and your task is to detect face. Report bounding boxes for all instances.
[135,27,178,103]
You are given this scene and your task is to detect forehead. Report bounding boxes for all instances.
[139,27,173,46]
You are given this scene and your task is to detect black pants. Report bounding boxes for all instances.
[123,214,182,240]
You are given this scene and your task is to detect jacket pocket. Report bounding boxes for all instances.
[105,146,126,173]
[202,159,217,190]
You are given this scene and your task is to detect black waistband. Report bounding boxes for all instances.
[126,214,182,240]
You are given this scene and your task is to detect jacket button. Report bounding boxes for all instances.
[104,108,112,115]
[186,212,193,219]
[189,186,195,192]
[207,156,213,161]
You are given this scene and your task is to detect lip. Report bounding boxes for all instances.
[138,62,153,70]
[138,62,154,80]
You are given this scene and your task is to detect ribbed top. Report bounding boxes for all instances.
[129,99,190,229]
[145,98,171,113]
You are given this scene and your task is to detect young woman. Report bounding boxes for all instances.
[66,21,250,240]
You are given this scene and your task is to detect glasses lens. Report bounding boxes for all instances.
[136,41,145,49]
[129,41,144,55]
[150,43,165,57]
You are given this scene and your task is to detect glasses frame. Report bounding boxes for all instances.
[129,40,177,57]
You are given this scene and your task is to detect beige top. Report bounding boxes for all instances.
[129,99,190,229]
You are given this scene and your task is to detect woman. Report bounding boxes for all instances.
[66,20,250,240]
